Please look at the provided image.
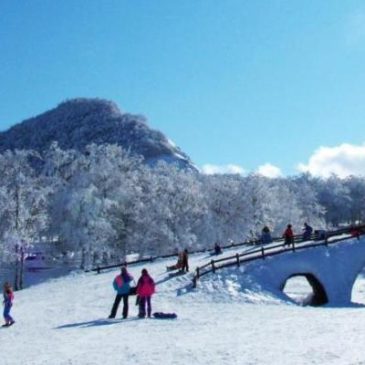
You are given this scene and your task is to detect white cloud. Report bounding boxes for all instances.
[256,163,283,178]
[297,143,365,178]
[201,164,246,175]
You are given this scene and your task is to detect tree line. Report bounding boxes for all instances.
[0,142,364,271]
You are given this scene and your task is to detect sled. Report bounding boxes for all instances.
[153,312,177,319]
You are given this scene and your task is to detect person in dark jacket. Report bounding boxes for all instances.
[108,266,134,319]
[181,249,189,272]
[136,268,155,318]
[214,242,222,255]
[302,222,313,241]
[283,224,294,247]
[261,226,273,244]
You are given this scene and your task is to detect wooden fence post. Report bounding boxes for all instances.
[292,241,296,252]
[261,247,265,259]
[211,260,216,273]
[236,253,240,266]
[196,267,200,279]
[97,266,100,274]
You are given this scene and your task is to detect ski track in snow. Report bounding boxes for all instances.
[2,246,365,365]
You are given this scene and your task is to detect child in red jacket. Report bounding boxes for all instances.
[283,224,294,247]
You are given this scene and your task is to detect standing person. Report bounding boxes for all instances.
[261,226,273,244]
[2,282,15,327]
[136,268,155,318]
[108,266,134,319]
[214,242,222,255]
[283,224,294,247]
[302,222,313,241]
[182,249,189,272]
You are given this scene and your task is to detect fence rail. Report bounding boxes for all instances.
[89,225,363,275]
[89,230,284,273]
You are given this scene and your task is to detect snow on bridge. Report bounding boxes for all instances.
[197,234,365,306]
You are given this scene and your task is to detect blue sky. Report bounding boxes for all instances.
[1,0,365,177]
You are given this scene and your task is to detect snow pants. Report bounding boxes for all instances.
[284,237,294,246]
[109,294,129,318]
[138,296,152,318]
[3,303,13,323]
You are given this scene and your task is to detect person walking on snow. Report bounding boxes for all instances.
[108,266,134,319]
[283,224,294,247]
[136,268,155,318]
[3,282,15,327]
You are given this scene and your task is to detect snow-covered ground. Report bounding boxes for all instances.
[2,245,365,365]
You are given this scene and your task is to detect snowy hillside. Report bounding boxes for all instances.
[3,245,365,365]
[0,98,195,170]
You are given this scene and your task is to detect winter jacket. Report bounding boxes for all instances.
[137,274,155,297]
[283,227,294,239]
[261,232,272,244]
[113,272,133,295]
[303,225,313,239]
[3,289,14,306]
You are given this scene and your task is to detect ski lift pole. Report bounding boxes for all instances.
[19,246,25,290]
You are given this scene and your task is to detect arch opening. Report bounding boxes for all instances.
[281,273,328,306]
[351,271,365,305]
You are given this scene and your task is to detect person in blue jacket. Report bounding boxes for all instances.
[261,226,273,244]
[108,266,134,319]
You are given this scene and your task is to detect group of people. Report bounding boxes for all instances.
[110,248,192,320]
[109,267,155,319]
[260,222,314,246]
[4,223,321,325]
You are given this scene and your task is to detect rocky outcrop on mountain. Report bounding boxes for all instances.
[0,98,195,169]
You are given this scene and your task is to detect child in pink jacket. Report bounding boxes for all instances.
[3,282,15,327]
[136,268,155,318]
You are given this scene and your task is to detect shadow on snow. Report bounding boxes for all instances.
[55,317,140,329]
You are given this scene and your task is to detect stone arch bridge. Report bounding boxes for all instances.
[193,230,365,306]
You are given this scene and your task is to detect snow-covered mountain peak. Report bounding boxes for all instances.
[56,98,124,119]
[0,98,195,170]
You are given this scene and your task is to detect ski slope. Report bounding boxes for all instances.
[2,245,365,365]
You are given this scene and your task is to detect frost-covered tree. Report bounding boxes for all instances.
[0,150,49,288]
[266,179,304,236]
[239,175,276,240]
[289,174,325,229]
[314,175,351,227]
[344,176,365,224]
[198,174,247,245]
[129,162,206,255]
[2,141,365,274]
